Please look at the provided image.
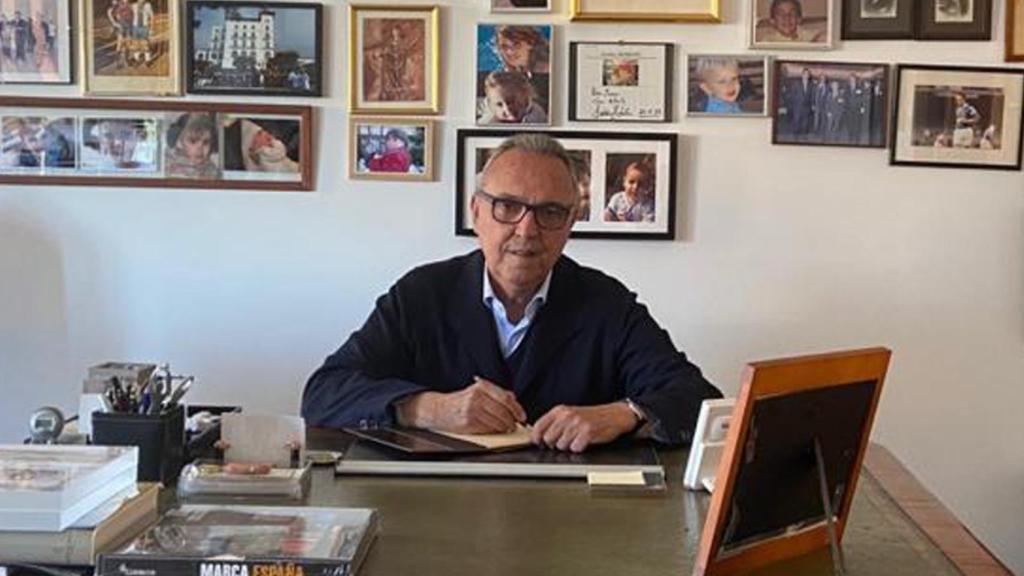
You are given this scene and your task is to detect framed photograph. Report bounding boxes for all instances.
[456,129,677,240]
[0,0,73,84]
[349,117,433,181]
[772,60,889,148]
[348,4,439,114]
[476,24,552,126]
[916,0,991,40]
[83,0,180,94]
[569,0,719,22]
[491,0,550,13]
[750,0,833,49]
[0,97,314,190]
[185,1,323,97]
[890,65,1024,170]
[1008,0,1024,61]
[687,54,769,117]
[841,0,914,39]
[569,42,672,123]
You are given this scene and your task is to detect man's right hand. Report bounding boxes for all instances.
[395,378,526,434]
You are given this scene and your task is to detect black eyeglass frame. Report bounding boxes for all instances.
[473,189,576,230]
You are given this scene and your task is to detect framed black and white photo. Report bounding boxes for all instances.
[916,0,992,40]
[750,0,833,49]
[456,129,677,240]
[569,42,672,123]
[0,0,73,84]
[687,54,769,117]
[891,65,1023,170]
[842,0,914,39]
[186,1,323,96]
[349,117,434,181]
[772,60,889,148]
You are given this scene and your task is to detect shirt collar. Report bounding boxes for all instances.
[482,267,552,314]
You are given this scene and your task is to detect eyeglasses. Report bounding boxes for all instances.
[475,190,574,230]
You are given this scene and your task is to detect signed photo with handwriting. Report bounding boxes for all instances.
[569,42,673,123]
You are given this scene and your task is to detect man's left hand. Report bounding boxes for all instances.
[530,403,638,453]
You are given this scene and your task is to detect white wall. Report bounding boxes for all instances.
[2,0,1022,571]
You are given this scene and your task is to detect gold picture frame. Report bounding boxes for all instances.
[349,117,434,181]
[1007,0,1024,61]
[83,0,181,95]
[348,5,440,115]
[569,0,720,22]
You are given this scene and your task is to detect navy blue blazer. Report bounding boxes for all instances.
[302,251,721,444]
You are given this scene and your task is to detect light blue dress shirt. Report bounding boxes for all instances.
[482,270,552,358]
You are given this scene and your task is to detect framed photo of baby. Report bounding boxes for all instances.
[349,117,433,181]
[750,0,833,49]
[349,5,439,114]
[687,54,768,117]
[569,42,673,123]
[475,24,552,126]
[83,0,180,94]
[455,129,677,240]
[0,0,73,84]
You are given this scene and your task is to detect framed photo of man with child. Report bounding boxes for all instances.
[349,117,433,181]
[83,0,180,94]
[569,42,673,123]
[0,0,73,84]
[455,129,677,240]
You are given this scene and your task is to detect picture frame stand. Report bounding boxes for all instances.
[815,437,847,576]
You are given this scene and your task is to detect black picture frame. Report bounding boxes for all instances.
[568,41,673,123]
[455,129,677,241]
[890,64,1024,171]
[841,0,914,40]
[185,1,323,97]
[916,0,992,40]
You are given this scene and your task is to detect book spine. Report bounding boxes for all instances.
[97,556,350,576]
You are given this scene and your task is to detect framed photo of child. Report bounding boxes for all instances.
[569,42,673,123]
[349,5,440,114]
[0,0,74,84]
[476,24,552,126]
[841,0,913,39]
[455,129,677,240]
[750,0,833,49]
[83,0,181,94]
[916,0,992,40]
[686,54,769,117]
[349,117,434,181]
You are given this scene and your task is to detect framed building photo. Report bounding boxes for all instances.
[1008,0,1024,61]
[186,1,323,97]
[0,0,73,84]
[687,54,769,117]
[456,129,677,240]
[772,60,889,148]
[916,0,992,40]
[348,4,439,114]
[841,0,913,39]
[569,0,719,22]
[491,0,550,13]
[569,42,672,123]
[349,117,433,181]
[0,97,314,190]
[83,0,180,94]
[750,0,833,49]
[476,24,552,126]
[890,65,1024,170]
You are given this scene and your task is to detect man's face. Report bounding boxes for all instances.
[771,2,800,38]
[472,149,575,294]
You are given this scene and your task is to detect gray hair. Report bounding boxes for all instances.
[476,133,580,204]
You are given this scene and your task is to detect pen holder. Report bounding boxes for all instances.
[92,404,186,486]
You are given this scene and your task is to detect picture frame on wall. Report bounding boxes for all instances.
[750,0,833,49]
[841,0,914,39]
[686,54,769,117]
[890,65,1024,170]
[476,24,552,126]
[0,0,73,84]
[1008,0,1024,61]
[185,1,323,97]
[349,117,434,181]
[456,129,677,240]
[772,60,889,148]
[83,0,180,94]
[491,0,550,13]
[348,4,440,115]
[916,0,992,40]
[569,42,673,123]
[0,97,314,190]
[569,0,720,22]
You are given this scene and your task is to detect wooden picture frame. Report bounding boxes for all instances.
[0,97,314,191]
[569,0,720,22]
[841,0,914,39]
[686,54,769,117]
[83,0,181,94]
[185,1,323,97]
[0,0,74,84]
[476,24,552,126]
[349,117,434,181]
[1009,0,1024,61]
[890,64,1024,171]
[694,347,892,576]
[456,129,677,241]
[916,0,992,40]
[750,0,834,50]
[348,4,440,115]
[569,42,673,123]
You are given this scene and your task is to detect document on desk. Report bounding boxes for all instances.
[431,424,533,451]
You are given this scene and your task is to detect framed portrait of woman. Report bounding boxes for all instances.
[475,23,552,126]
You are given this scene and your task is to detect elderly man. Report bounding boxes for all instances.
[302,133,719,452]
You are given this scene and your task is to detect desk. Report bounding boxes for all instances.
[308,429,1008,576]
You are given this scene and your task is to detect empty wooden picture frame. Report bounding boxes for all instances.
[83,0,181,94]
